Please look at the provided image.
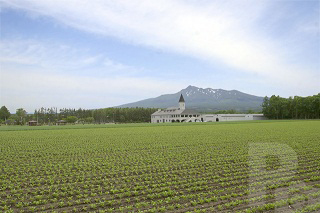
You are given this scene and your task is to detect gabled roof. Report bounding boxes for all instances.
[166,107,180,110]
[151,108,200,116]
[152,108,183,116]
[180,109,200,115]
[179,94,185,102]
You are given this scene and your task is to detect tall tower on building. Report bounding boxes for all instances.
[179,94,185,110]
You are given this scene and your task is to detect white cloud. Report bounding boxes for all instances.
[0,39,185,112]
[0,38,137,75]
[2,0,318,92]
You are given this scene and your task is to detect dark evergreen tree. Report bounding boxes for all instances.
[0,106,11,121]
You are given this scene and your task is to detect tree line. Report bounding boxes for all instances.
[0,106,158,125]
[262,93,320,119]
[2,93,319,125]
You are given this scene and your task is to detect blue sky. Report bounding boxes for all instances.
[0,0,319,113]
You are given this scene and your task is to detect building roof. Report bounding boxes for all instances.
[179,94,185,102]
[180,109,200,115]
[151,108,200,116]
[166,107,180,110]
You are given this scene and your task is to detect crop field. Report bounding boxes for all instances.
[0,120,320,213]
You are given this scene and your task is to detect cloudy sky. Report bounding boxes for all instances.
[0,0,319,113]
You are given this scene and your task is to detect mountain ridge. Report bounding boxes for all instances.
[116,85,264,112]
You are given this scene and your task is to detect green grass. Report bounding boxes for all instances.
[0,119,317,131]
[0,120,319,212]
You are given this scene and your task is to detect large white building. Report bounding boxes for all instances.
[151,94,266,123]
[151,94,202,123]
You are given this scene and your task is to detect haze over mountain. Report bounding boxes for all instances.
[117,86,264,112]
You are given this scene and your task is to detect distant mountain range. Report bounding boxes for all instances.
[117,85,264,112]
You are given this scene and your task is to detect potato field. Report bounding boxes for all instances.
[0,120,320,213]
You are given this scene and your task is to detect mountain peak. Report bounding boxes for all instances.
[185,85,198,90]
[117,86,264,112]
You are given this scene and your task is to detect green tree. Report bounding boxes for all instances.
[0,106,11,121]
[247,109,255,114]
[262,93,319,119]
[16,108,27,125]
[66,116,77,124]
[6,115,18,125]
[262,96,271,118]
[85,117,95,124]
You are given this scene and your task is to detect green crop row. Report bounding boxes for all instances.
[0,120,319,212]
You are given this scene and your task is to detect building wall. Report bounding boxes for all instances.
[151,111,267,123]
[151,115,175,123]
[201,114,266,122]
[151,114,201,123]
[252,114,267,120]
[152,114,267,123]
[201,114,218,122]
[219,114,248,122]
